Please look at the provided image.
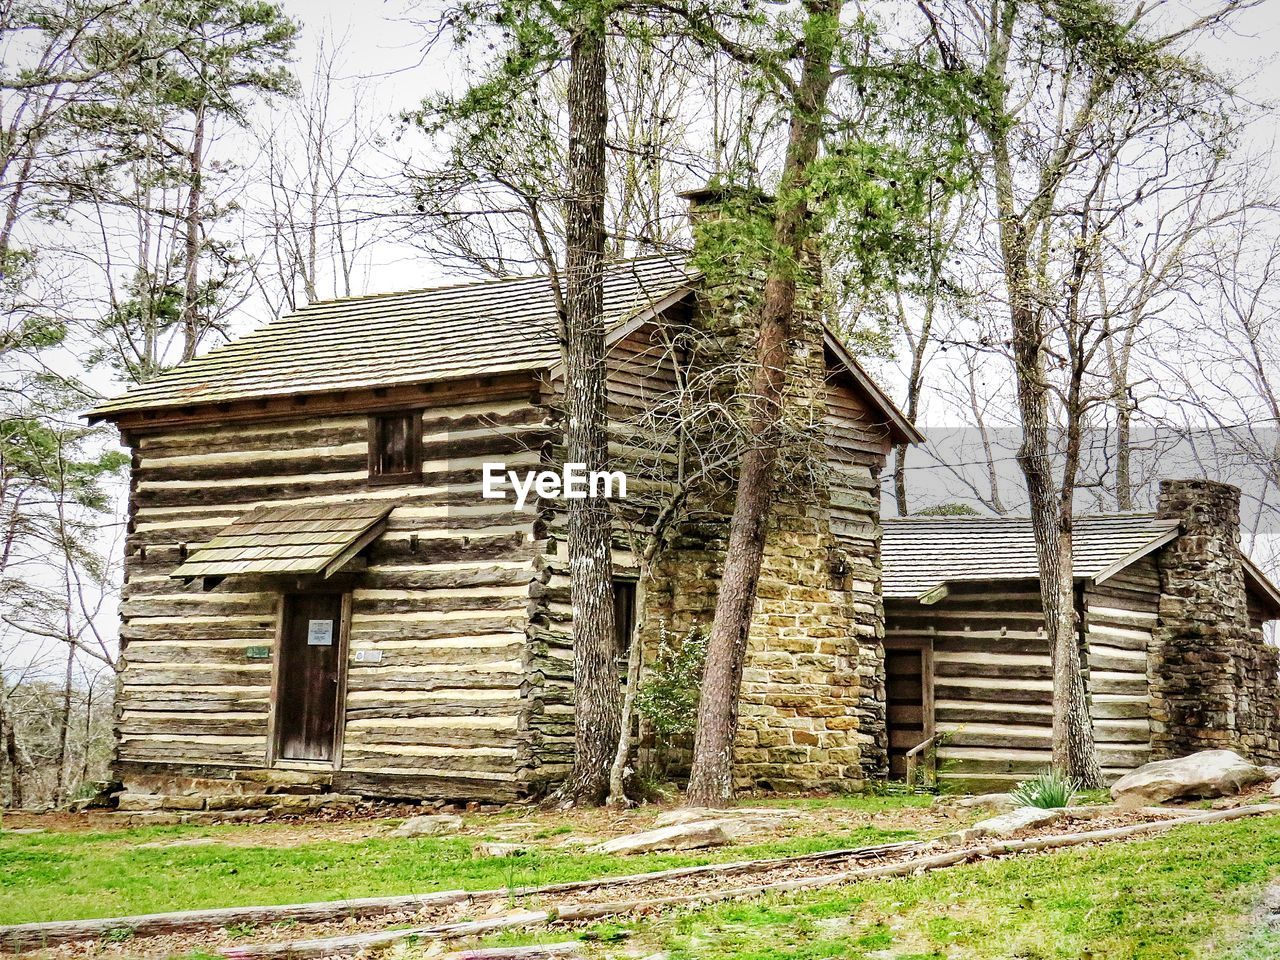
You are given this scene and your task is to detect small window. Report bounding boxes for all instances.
[369,412,421,482]
[613,579,637,656]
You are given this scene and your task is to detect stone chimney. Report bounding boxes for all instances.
[1149,479,1280,762]
[638,184,872,791]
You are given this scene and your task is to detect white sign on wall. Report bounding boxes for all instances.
[307,619,335,646]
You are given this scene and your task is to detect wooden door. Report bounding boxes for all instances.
[275,593,344,762]
[886,647,931,779]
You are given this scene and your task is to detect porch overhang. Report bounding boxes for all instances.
[171,503,392,582]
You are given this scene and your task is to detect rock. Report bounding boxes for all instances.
[653,807,797,828]
[1261,766,1280,782]
[310,793,361,808]
[590,821,732,855]
[159,794,206,811]
[205,794,278,811]
[968,806,1064,838]
[116,793,164,812]
[934,792,1016,813]
[1110,750,1269,806]
[180,809,267,824]
[475,841,527,858]
[1059,804,1119,821]
[390,814,464,838]
[2,827,45,835]
[1271,779,1280,797]
[108,811,182,825]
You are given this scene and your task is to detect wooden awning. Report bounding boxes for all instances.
[172,503,392,580]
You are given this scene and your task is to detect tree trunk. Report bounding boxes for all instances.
[685,0,838,808]
[1004,250,1101,787]
[892,443,909,515]
[55,639,74,804]
[181,101,206,362]
[1114,380,1133,510]
[560,10,620,805]
[2,677,24,809]
[607,575,647,807]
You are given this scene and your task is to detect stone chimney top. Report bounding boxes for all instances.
[677,182,772,223]
[1156,478,1242,544]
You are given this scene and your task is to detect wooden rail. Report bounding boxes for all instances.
[905,735,936,788]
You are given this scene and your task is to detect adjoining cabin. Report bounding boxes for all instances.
[880,480,1280,792]
[89,239,921,803]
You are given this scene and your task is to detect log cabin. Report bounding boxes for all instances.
[88,185,1280,805]
[89,214,925,803]
[880,481,1280,792]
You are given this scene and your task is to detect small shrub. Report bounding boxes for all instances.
[1010,768,1080,809]
[635,623,707,743]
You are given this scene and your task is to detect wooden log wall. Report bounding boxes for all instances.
[1082,556,1158,779]
[117,375,553,801]
[885,583,1054,793]
[885,570,1159,791]
[824,373,893,780]
[531,321,685,779]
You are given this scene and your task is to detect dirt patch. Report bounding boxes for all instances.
[2,796,951,851]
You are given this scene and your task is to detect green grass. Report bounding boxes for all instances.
[0,821,917,926]
[470,816,1280,960]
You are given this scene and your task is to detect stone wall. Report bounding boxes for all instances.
[639,187,871,792]
[1150,478,1280,764]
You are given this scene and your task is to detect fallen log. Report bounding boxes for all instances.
[221,804,1280,960]
[0,890,474,953]
[0,840,922,952]
[221,912,553,960]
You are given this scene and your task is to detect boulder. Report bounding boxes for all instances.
[390,813,464,838]
[1270,779,1280,798]
[1110,750,1269,806]
[590,821,731,855]
[967,806,1064,838]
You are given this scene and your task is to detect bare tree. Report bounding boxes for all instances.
[916,0,1248,784]
[253,36,382,316]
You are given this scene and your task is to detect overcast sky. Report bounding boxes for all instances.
[269,0,1280,298]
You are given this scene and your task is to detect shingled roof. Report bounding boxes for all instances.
[881,512,1280,614]
[880,513,1183,600]
[87,255,922,443]
[88,256,691,420]
[172,503,392,580]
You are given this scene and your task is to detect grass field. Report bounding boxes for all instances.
[467,815,1280,960]
[0,801,928,925]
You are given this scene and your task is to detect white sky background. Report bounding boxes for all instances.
[9,0,1280,678]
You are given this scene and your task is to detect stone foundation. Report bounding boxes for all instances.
[1150,479,1280,764]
